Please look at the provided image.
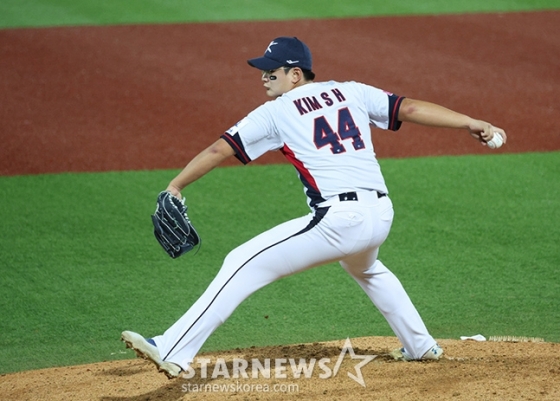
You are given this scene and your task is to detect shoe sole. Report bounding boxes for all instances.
[121,331,181,379]
[159,362,182,379]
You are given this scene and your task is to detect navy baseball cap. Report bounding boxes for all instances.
[247,37,312,71]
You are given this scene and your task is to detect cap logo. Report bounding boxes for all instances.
[286,60,299,64]
[266,41,278,53]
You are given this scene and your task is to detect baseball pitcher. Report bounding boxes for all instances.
[122,36,507,378]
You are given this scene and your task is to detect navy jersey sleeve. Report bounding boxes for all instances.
[387,94,405,131]
[221,132,252,165]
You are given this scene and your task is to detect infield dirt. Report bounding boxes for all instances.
[1,336,559,400]
[1,12,559,176]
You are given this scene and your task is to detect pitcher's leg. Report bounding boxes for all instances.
[154,211,345,369]
[341,253,436,359]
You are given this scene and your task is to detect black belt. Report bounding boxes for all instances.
[338,191,386,202]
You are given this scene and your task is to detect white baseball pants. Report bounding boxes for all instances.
[153,191,436,368]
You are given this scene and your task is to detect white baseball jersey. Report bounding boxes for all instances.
[222,81,404,208]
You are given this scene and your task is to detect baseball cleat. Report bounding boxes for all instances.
[121,331,162,366]
[121,330,182,379]
[158,361,183,379]
[391,344,443,361]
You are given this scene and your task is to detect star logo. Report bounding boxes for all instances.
[266,41,278,53]
[332,338,377,387]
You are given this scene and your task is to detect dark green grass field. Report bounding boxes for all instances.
[1,153,559,374]
[1,0,559,28]
[1,0,559,376]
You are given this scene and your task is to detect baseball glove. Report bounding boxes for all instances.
[151,191,200,258]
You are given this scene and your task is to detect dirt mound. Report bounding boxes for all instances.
[2,336,558,401]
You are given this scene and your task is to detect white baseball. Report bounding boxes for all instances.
[487,132,504,149]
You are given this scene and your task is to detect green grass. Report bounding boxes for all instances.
[1,0,559,28]
[0,152,558,374]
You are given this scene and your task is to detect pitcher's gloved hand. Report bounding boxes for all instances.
[151,191,200,258]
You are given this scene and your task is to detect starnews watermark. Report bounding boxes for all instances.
[182,381,299,394]
[180,338,377,392]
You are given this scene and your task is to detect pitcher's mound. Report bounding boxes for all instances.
[1,336,559,400]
